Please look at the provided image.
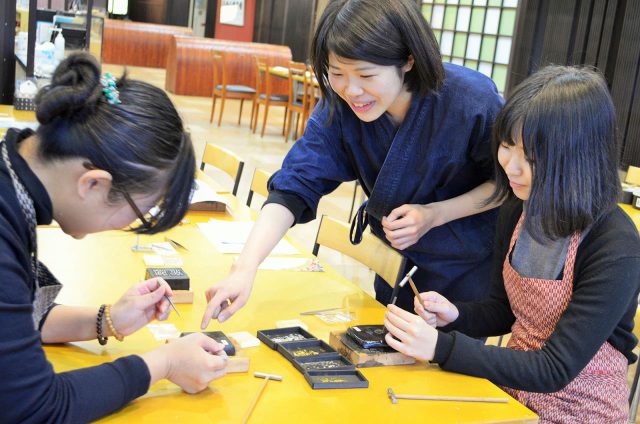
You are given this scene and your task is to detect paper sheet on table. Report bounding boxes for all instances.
[253,257,324,271]
[198,219,300,255]
[190,180,232,212]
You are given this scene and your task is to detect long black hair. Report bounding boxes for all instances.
[311,0,444,122]
[488,65,620,240]
[34,52,195,234]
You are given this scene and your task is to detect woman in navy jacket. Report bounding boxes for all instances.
[202,0,503,326]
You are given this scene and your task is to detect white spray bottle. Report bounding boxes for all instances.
[53,28,65,62]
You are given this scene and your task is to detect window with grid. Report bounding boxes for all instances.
[421,0,518,95]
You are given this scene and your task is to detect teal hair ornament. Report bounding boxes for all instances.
[100,73,121,105]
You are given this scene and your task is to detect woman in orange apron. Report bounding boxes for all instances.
[384,65,640,423]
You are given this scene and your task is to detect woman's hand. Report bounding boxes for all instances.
[110,278,173,337]
[382,203,444,250]
[201,267,256,328]
[414,291,459,327]
[141,333,228,393]
[384,304,438,361]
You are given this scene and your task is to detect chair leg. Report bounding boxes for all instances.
[294,112,301,139]
[218,96,226,127]
[210,95,217,123]
[301,109,308,134]
[238,99,244,125]
[284,109,292,142]
[260,103,270,138]
[249,99,256,129]
[282,106,288,135]
[251,103,259,133]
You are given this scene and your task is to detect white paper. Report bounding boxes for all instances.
[191,180,231,210]
[198,219,299,255]
[257,257,310,270]
[143,254,184,267]
[315,311,356,324]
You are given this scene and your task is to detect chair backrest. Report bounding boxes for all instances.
[212,52,226,90]
[200,143,245,195]
[312,215,407,288]
[288,61,309,108]
[246,168,273,207]
[308,64,322,110]
[255,57,277,97]
[254,56,265,96]
[307,64,318,112]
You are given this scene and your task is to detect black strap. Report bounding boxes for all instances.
[349,200,369,245]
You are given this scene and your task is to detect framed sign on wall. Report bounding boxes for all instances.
[220,0,244,26]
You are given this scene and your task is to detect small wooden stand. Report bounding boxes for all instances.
[329,331,415,368]
[171,290,194,303]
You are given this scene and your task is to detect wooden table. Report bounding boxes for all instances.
[269,65,319,87]
[37,187,538,424]
[0,105,36,138]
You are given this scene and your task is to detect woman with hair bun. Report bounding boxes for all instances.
[0,53,227,423]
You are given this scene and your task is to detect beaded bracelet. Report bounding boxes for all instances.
[96,304,108,345]
[105,304,124,342]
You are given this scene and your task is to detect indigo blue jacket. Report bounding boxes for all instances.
[267,63,504,309]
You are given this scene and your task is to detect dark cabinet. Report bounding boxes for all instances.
[253,0,316,62]
[129,0,189,27]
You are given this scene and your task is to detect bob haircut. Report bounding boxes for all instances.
[488,65,621,241]
[34,53,195,235]
[311,0,444,121]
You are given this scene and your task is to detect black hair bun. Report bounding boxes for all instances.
[35,52,104,124]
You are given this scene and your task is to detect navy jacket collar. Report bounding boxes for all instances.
[2,128,53,225]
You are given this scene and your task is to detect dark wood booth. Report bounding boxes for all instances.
[102,19,193,68]
[165,35,292,97]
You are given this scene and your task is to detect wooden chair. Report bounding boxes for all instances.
[284,61,310,142]
[251,56,289,138]
[246,168,273,207]
[302,63,320,132]
[210,51,256,127]
[199,143,245,195]
[312,215,407,288]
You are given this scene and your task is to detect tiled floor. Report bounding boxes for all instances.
[103,65,640,421]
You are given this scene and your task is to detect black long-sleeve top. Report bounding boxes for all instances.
[0,129,150,423]
[433,198,640,393]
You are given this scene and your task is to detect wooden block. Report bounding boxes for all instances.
[227,357,250,373]
[172,290,194,304]
[329,331,415,368]
[188,201,226,212]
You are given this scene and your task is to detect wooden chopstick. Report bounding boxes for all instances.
[241,376,270,424]
[407,277,420,298]
[396,394,508,403]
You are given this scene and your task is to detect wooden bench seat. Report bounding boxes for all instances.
[103,19,193,68]
[165,35,291,97]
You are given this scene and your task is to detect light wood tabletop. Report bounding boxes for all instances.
[37,182,538,423]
